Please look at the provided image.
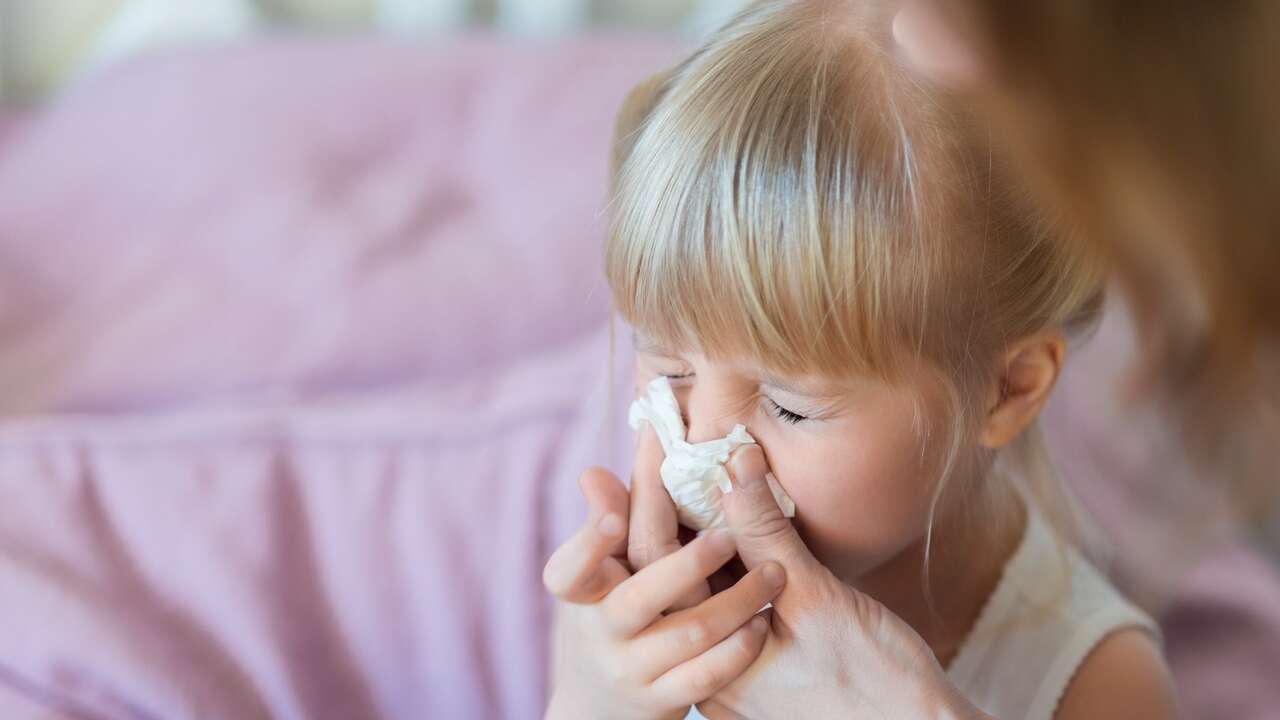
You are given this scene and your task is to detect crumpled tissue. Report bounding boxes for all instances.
[628,376,797,531]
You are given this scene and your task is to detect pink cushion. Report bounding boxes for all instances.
[0,35,678,415]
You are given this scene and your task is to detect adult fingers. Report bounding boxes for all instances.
[722,445,828,610]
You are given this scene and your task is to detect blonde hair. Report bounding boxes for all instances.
[607,1,1103,553]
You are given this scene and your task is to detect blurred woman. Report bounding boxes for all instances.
[894,0,1279,520]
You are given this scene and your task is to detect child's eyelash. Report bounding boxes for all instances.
[661,372,694,380]
[766,398,809,424]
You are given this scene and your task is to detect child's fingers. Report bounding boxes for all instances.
[667,577,712,613]
[602,529,737,637]
[647,613,770,708]
[543,513,632,603]
[631,562,785,679]
[542,467,632,604]
[629,426,711,611]
[627,424,682,572]
[665,525,714,612]
[579,466,632,558]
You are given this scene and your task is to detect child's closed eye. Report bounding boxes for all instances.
[766,397,809,424]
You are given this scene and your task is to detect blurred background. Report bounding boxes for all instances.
[0,0,752,102]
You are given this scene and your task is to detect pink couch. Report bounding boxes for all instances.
[0,36,1275,719]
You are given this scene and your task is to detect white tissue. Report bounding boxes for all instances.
[628,376,797,531]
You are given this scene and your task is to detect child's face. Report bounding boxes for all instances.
[634,334,957,583]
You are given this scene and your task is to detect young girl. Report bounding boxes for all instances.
[543,2,1177,718]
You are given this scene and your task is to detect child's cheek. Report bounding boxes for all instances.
[765,423,938,577]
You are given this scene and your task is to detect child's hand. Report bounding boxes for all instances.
[543,466,785,720]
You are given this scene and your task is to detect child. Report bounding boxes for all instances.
[543,2,1176,718]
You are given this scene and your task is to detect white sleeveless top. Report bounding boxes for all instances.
[686,512,1157,720]
[944,511,1158,718]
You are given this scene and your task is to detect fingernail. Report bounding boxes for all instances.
[750,615,768,633]
[706,528,734,554]
[729,444,767,490]
[597,513,624,537]
[762,562,785,589]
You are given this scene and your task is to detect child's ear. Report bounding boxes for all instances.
[979,331,1066,449]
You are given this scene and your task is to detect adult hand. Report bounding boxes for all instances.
[891,0,984,90]
[696,445,993,720]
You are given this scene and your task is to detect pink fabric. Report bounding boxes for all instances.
[0,36,676,415]
[0,35,673,719]
[0,327,633,719]
[0,112,27,156]
[0,35,1276,720]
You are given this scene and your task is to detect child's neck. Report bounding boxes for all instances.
[850,497,1027,669]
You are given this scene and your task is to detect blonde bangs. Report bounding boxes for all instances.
[606,5,946,383]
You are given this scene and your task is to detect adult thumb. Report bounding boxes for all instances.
[722,445,823,584]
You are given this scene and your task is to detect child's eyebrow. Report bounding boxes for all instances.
[761,373,818,396]
[761,371,848,399]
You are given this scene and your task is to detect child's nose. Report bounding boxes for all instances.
[682,389,743,445]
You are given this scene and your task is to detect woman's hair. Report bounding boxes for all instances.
[936,0,1279,516]
[606,0,1104,549]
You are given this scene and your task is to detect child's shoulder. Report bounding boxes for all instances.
[950,512,1175,719]
[1055,627,1177,720]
